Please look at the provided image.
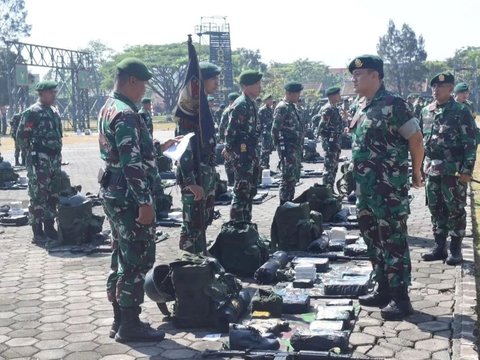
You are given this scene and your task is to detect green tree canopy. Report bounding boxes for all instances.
[0,0,31,42]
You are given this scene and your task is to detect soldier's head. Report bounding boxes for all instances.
[239,70,263,99]
[349,55,384,98]
[430,72,454,104]
[115,58,152,103]
[454,82,470,103]
[407,93,417,104]
[227,92,240,105]
[35,80,57,106]
[284,82,303,104]
[325,86,341,104]
[200,62,221,95]
[141,97,152,111]
[262,93,273,107]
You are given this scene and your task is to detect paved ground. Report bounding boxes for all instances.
[0,130,477,360]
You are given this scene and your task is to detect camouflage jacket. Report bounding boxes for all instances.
[318,102,344,139]
[421,97,476,177]
[225,93,260,159]
[138,107,153,136]
[351,85,420,212]
[457,99,476,118]
[218,105,231,143]
[17,102,63,153]
[272,99,304,149]
[10,113,21,139]
[98,92,160,206]
[258,104,273,138]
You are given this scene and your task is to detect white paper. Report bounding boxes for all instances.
[162,132,195,162]
[202,333,222,341]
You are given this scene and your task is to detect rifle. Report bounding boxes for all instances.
[202,349,383,360]
[287,252,369,262]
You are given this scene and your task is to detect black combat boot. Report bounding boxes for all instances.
[446,236,463,265]
[109,301,121,339]
[21,154,25,166]
[115,307,165,343]
[380,286,414,320]
[31,223,45,243]
[227,171,235,187]
[358,276,390,307]
[43,219,58,240]
[14,155,20,167]
[422,235,447,261]
[229,324,280,350]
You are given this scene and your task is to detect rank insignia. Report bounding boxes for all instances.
[240,143,247,152]
[439,74,445,82]
[354,58,363,68]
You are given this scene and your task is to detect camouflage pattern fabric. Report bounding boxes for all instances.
[421,97,476,239]
[17,102,63,225]
[106,219,119,302]
[258,104,274,169]
[351,85,420,288]
[98,92,159,307]
[226,93,260,222]
[138,107,154,136]
[272,99,304,204]
[176,111,216,253]
[318,102,343,188]
[219,106,235,179]
[10,113,25,164]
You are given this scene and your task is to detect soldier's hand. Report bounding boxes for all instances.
[458,174,472,184]
[136,204,155,225]
[412,170,424,189]
[160,136,183,152]
[185,184,204,201]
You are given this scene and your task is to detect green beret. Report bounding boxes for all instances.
[454,82,469,94]
[239,70,263,86]
[141,97,151,104]
[207,95,215,101]
[262,93,273,101]
[430,72,454,86]
[284,81,303,93]
[326,86,341,96]
[228,92,240,101]
[200,62,221,80]
[117,57,152,81]
[348,55,384,79]
[35,80,57,91]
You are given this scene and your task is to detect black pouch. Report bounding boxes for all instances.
[290,329,349,352]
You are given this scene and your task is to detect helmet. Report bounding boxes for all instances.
[144,264,175,303]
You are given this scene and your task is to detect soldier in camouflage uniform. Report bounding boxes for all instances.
[138,97,153,136]
[214,103,225,127]
[219,92,240,186]
[454,82,477,118]
[17,80,63,244]
[272,81,304,205]
[406,93,417,113]
[224,70,263,222]
[10,112,25,166]
[258,94,274,169]
[348,55,424,320]
[98,58,165,343]
[318,86,344,189]
[421,73,477,266]
[176,62,220,253]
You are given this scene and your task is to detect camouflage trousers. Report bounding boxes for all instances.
[103,199,155,307]
[279,147,302,204]
[426,175,467,238]
[230,157,259,222]
[26,152,62,225]
[224,157,235,183]
[357,194,412,288]
[322,140,341,188]
[260,135,273,169]
[13,139,25,165]
[180,164,216,253]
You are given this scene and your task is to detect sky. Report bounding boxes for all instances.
[22,0,479,69]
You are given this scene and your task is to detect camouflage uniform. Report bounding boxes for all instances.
[226,93,260,222]
[272,99,304,204]
[421,97,476,241]
[138,106,153,136]
[219,105,235,184]
[98,92,160,307]
[176,115,216,253]
[17,102,63,226]
[351,85,420,289]
[258,104,274,169]
[318,102,343,188]
[10,113,25,166]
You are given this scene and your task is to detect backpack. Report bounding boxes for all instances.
[293,184,341,222]
[209,221,269,277]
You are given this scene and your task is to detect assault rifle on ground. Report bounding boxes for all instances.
[202,349,383,360]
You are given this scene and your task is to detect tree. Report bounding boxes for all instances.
[232,48,267,78]
[377,20,427,96]
[0,0,31,42]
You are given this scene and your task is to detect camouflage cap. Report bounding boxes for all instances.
[35,80,58,91]
[284,81,303,93]
[228,92,240,101]
[117,57,152,81]
[454,82,469,94]
[348,55,384,79]
[430,72,454,86]
[325,86,341,96]
[200,62,221,80]
[239,70,263,86]
[262,93,273,101]
[141,97,151,104]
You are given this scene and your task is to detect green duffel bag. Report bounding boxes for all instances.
[209,221,269,277]
[320,197,342,222]
[271,202,314,251]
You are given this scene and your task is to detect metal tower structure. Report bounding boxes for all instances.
[4,41,98,130]
[195,17,234,100]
